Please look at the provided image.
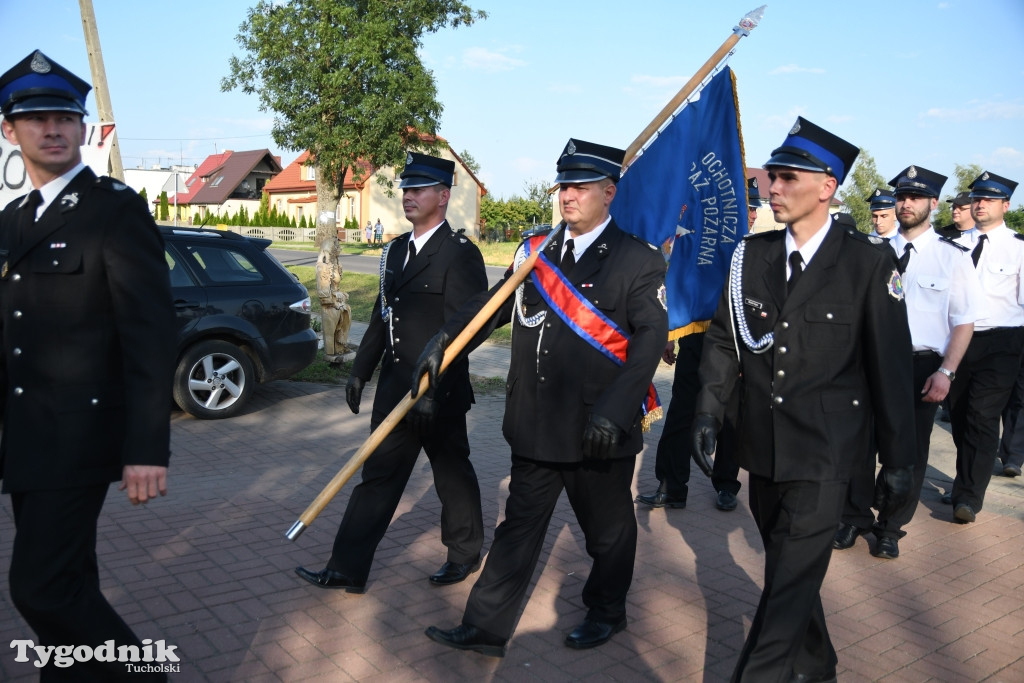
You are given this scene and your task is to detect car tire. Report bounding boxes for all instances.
[174,340,255,419]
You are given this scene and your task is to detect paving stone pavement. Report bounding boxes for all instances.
[1,322,1022,681]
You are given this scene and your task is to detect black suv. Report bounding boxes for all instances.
[162,227,317,419]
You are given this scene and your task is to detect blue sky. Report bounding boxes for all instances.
[4,1,1023,202]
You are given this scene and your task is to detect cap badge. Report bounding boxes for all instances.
[567,140,577,155]
[60,192,79,209]
[789,120,801,135]
[30,51,51,74]
[751,178,758,189]
[907,166,918,179]
[874,189,881,196]
[982,172,990,181]
[406,152,413,165]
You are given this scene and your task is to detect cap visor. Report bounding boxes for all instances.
[763,152,827,174]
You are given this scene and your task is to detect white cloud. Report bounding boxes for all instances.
[461,47,526,73]
[769,64,826,76]
[986,146,1024,168]
[921,100,1024,123]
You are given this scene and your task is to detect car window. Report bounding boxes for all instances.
[166,250,196,287]
[181,244,266,285]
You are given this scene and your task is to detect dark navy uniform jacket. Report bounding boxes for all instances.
[697,218,916,481]
[0,167,176,492]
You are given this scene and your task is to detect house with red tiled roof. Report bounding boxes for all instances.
[264,140,486,240]
[164,149,283,221]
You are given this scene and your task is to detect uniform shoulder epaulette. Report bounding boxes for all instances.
[627,232,659,250]
[937,235,970,252]
[844,229,887,247]
[448,229,471,245]
[94,176,129,192]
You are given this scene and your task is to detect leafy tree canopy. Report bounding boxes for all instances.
[223,0,486,241]
[837,149,885,233]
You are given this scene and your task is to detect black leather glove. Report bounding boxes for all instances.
[582,414,621,460]
[406,394,438,437]
[412,330,451,398]
[874,465,914,518]
[691,413,720,477]
[345,376,365,414]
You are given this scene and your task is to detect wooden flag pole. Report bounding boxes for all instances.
[286,225,564,540]
[622,5,766,170]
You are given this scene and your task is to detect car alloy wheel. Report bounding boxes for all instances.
[173,340,255,419]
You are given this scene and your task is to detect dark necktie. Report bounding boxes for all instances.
[405,241,417,270]
[971,234,987,268]
[787,250,803,295]
[897,243,913,275]
[15,190,43,251]
[560,238,576,275]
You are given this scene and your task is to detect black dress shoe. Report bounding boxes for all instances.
[1004,463,1022,477]
[429,559,479,586]
[954,503,976,523]
[294,566,366,593]
[425,624,506,657]
[564,617,626,649]
[635,490,686,509]
[715,490,738,511]
[872,536,899,559]
[832,523,865,550]
[789,671,837,683]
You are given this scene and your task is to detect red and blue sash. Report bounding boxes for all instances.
[524,236,662,430]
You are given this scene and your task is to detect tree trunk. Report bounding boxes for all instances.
[314,163,344,245]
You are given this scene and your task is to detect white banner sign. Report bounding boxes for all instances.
[0,120,116,209]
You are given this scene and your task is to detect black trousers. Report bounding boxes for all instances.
[463,454,637,640]
[328,414,483,582]
[654,332,740,500]
[842,352,939,538]
[949,327,1024,510]
[734,476,845,683]
[9,486,164,682]
[999,361,1024,470]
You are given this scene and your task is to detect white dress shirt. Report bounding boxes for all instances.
[955,223,1024,330]
[891,229,988,354]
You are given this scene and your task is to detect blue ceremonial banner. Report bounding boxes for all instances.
[611,67,747,338]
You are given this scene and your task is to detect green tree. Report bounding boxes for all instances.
[158,191,169,221]
[459,149,481,175]
[837,149,885,233]
[138,187,149,214]
[223,0,486,244]
[523,179,553,224]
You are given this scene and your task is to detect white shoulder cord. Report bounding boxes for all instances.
[729,240,774,356]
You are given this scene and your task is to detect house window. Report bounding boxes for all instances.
[305,165,316,181]
[210,176,224,187]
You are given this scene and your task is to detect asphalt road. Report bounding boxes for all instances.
[270,247,508,287]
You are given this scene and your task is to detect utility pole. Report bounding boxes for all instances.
[78,0,124,181]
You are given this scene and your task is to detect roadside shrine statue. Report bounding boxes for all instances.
[316,237,351,361]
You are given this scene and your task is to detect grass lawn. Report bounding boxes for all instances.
[286,258,512,391]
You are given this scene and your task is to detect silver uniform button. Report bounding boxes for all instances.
[539,376,546,383]
[776,370,785,378]
[12,273,20,281]
[773,396,783,404]
[778,346,788,354]
[394,338,399,344]
[781,321,789,329]
[13,310,22,319]
[852,399,860,407]
[52,260,59,267]
[13,387,23,396]
[91,398,99,405]
[826,313,834,320]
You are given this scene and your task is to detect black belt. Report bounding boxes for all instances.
[973,326,1022,338]
[912,350,940,357]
